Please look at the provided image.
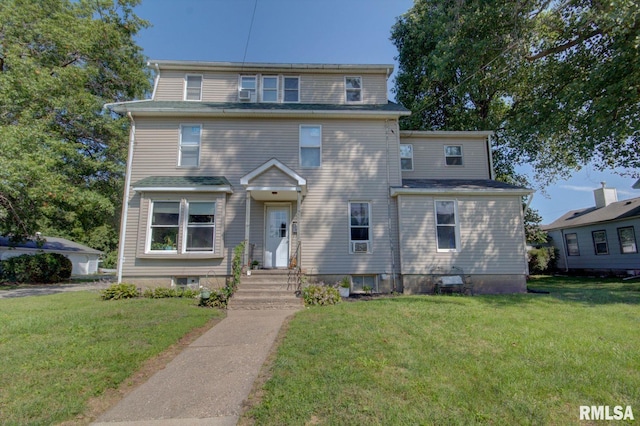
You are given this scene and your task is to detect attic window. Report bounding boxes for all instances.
[345,77,362,103]
[445,146,463,166]
[184,75,202,101]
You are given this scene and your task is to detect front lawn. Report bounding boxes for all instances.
[0,291,222,425]
[244,276,640,425]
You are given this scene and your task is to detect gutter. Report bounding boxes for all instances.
[117,112,136,284]
[390,187,534,197]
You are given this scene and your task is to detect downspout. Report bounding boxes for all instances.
[117,112,136,283]
[385,119,397,292]
[150,62,160,100]
[560,229,569,273]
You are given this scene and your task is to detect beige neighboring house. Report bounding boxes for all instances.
[106,60,532,294]
[0,236,102,276]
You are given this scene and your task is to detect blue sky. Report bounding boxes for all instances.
[133,0,639,224]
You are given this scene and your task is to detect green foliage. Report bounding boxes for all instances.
[0,0,151,250]
[100,249,118,269]
[142,287,198,299]
[198,288,228,308]
[391,0,640,185]
[100,283,139,300]
[302,284,341,306]
[339,276,350,288]
[1,252,72,283]
[527,247,557,274]
[229,241,246,297]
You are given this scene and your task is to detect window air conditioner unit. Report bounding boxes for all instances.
[238,89,251,101]
[352,242,369,253]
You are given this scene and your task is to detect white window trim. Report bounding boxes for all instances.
[592,230,609,255]
[147,199,180,253]
[239,75,257,101]
[617,226,638,254]
[283,76,300,103]
[178,123,202,168]
[434,199,460,252]
[345,76,363,103]
[349,201,372,254]
[182,200,216,254]
[184,74,203,101]
[444,145,464,166]
[299,124,322,168]
[565,232,580,256]
[261,75,279,103]
[400,144,414,171]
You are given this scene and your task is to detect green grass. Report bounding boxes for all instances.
[0,291,222,425]
[245,276,640,425]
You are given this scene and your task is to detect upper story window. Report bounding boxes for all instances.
[179,124,201,167]
[261,76,278,102]
[618,226,637,254]
[300,125,321,168]
[435,200,459,252]
[349,201,371,254]
[184,75,202,101]
[345,76,362,103]
[592,230,609,255]
[565,233,580,256]
[400,144,413,171]
[445,145,463,166]
[284,76,299,102]
[239,75,257,101]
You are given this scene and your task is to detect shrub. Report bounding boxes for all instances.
[1,253,72,283]
[302,284,341,306]
[101,283,140,300]
[528,247,558,274]
[142,287,198,299]
[198,288,228,308]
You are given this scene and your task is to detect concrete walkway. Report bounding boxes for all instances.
[93,308,300,425]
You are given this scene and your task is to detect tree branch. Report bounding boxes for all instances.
[526,28,602,61]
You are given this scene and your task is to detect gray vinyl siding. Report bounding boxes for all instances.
[397,195,527,275]
[154,70,388,104]
[547,219,640,271]
[122,117,401,278]
[400,136,491,179]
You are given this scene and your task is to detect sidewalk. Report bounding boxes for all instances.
[93,308,300,425]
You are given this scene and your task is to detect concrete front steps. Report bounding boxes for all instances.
[228,269,303,310]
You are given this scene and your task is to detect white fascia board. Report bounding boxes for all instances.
[132,186,233,193]
[124,108,411,119]
[150,60,394,74]
[390,187,533,197]
[240,158,306,186]
[399,130,494,138]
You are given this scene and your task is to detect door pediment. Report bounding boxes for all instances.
[241,159,307,200]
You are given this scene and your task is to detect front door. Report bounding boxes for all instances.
[264,205,289,268]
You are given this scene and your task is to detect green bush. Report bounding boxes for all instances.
[198,288,228,308]
[0,253,72,283]
[528,247,558,274]
[302,284,341,306]
[100,283,140,300]
[142,287,199,299]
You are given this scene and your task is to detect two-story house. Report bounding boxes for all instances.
[107,60,532,294]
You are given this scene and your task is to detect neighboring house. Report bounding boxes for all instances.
[633,179,640,190]
[0,236,102,276]
[544,183,640,275]
[106,60,532,294]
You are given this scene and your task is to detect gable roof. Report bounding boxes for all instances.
[105,100,410,118]
[0,236,102,255]
[132,176,233,193]
[391,179,532,197]
[544,196,640,230]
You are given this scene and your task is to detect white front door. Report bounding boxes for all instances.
[264,205,289,268]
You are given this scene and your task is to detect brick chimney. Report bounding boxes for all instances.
[594,182,617,208]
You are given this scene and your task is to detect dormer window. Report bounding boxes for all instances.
[445,145,463,166]
[184,75,202,101]
[345,77,362,103]
[261,76,278,102]
[239,75,257,101]
[400,144,413,171]
[284,77,299,102]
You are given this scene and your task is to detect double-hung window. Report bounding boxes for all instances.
[284,77,299,102]
[435,200,459,251]
[239,75,256,101]
[445,145,463,166]
[618,226,638,254]
[179,124,201,167]
[592,230,609,255]
[345,76,362,102]
[565,233,580,256]
[400,144,413,171]
[261,76,278,102]
[149,202,180,251]
[300,125,321,168]
[185,202,215,252]
[349,202,371,253]
[184,75,202,101]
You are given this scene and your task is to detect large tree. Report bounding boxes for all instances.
[391,0,640,185]
[0,0,151,253]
